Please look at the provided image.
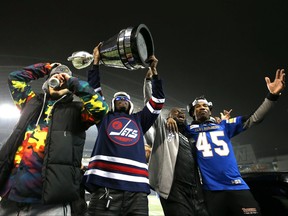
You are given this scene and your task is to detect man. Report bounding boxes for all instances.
[82,43,165,215]
[0,63,109,216]
[143,68,210,216]
[185,69,285,216]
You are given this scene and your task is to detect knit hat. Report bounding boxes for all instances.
[42,64,72,93]
[50,65,72,77]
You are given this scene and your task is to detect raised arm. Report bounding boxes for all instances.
[8,63,51,110]
[143,54,159,104]
[87,42,104,99]
[243,68,285,129]
[140,55,165,133]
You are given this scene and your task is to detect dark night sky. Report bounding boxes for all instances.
[0,0,288,159]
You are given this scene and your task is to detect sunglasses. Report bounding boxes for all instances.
[115,96,130,101]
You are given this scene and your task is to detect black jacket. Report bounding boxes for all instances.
[0,93,86,204]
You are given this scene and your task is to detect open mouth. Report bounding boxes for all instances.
[177,115,185,121]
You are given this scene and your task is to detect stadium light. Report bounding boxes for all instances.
[0,103,20,119]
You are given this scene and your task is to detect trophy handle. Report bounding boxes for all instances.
[67,51,94,69]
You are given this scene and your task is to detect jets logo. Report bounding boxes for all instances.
[107,117,140,146]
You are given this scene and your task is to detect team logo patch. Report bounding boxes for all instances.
[228,118,237,123]
[107,117,140,146]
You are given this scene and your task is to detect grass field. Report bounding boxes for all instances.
[148,195,164,216]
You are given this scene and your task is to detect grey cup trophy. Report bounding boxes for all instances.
[67,24,154,70]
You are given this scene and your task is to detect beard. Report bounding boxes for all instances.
[116,106,128,113]
[197,114,209,122]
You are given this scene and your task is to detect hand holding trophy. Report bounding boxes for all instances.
[67,24,154,70]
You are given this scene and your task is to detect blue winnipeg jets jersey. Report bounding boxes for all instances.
[187,117,250,191]
[83,69,165,194]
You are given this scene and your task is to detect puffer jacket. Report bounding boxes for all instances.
[0,93,86,204]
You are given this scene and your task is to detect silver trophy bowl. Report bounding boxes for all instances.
[67,24,154,70]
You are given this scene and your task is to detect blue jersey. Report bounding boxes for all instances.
[83,65,165,194]
[84,110,156,194]
[187,117,250,191]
